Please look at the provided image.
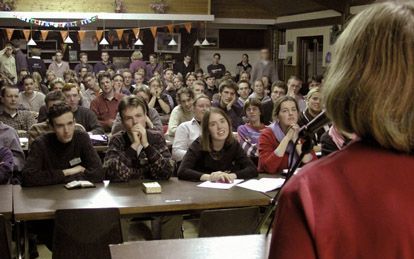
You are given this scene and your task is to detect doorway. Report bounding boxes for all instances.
[297,36,323,86]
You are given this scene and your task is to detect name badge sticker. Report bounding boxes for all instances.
[69,157,82,167]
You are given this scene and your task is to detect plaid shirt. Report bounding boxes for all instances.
[0,110,36,132]
[104,129,174,182]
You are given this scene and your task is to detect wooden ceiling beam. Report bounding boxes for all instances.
[310,0,349,13]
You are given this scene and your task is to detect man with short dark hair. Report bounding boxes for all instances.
[207,53,226,79]
[18,75,45,113]
[173,54,195,77]
[287,75,306,111]
[212,80,243,131]
[146,54,163,80]
[0,85,36,135]
[48,50,70,79]
[22,103,103,186]
[237,80,251,107]
[74,52,93,76]
[262,80,288,125]
[27,48,46,78]
[204,73,217,100]
[104,95,181,240]
[94,51,116,74]
[62,83,104,134]
[90,72,123,132]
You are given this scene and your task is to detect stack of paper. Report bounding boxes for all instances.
[237,178,285,193]
[197,179,244,190]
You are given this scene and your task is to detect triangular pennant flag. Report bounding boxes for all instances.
[115,29,124,40]
[78,30,86,42]
[185,23,192,34]
[40,30,49,41]
[95,30,103,41]
[167,24,174,34]
[5,28,14,41]
[150,26,157,38]
[108,33,115,45]
[60,31,68,41]
[132,28,140,38]
[22,30,31,41]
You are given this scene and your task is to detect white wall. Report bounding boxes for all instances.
[198,49,261,76]
[285,26,334,67]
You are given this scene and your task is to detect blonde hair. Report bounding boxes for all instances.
[323,1,414,152]
[306,87,320,101]
[131,50,143,61]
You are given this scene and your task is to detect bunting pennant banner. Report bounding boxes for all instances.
[40,30,49,41]
[123,32,130,44]
[185,23,192,33]
[14,15,98,28]
[132,28,140,38]
[22,30,30,41]
[108,33,115,45]
[78,30,86,42]
[95,30,103,41]
[167,24,174,34]
[150,26,157,38]
[5,28,13,40]
[60,31,68,41]
[115,29,124,40]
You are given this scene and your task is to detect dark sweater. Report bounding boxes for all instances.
[103,130,173,182]
[73,106,104,134]
[22,130,103,186]
[177,138,258,181]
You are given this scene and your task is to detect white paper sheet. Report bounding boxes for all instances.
[197,179,244,190]
[237,178,285,193]
[90,135,107,141]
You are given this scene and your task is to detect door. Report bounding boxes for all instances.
[297,36,323,83]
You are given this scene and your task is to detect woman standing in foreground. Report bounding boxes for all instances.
[269,1,414,258]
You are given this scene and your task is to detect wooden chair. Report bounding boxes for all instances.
[52,208,123,259]
[198,207,260,237]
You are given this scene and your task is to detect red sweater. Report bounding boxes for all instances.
[269,141,414,259]
[258,127,316,174]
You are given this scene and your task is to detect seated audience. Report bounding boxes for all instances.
[258,96,315,174]
[173,74,184,91]
[287,75,306,111]
[235,53,252,82]
[18,75,46,113]
[298,87,329,149]
[121,69,134,93]
[191,80,205,97]
[48,50,69,79]
[112,73,131,95]
[173,54,195,77]
[0,147,13,184]
[91,72,123,132]
[27,48,46,78]
[32,71,49,95]
[237,80,251,107]
[129,50,147,75]
[167,88,194,137]
[195,68,204,80]
[74,52,93,76]
[111,93,163,135]
[237,98,266,165]
[320,125,357,156]
[178,107,257,182]
[0,85,36,135]
[212,80,243,131]
[308,74,323,90]
[204,73,217,100]
[22,103,103,186]
[29,91,85,146]
[131,71,147,92]
[0,121,25,180]
[172,94,211,162]
[269,2,414,258]
[94,51,116,74]
[82,72,100,105]
[249,79,270,103]
[62,83,104,134]
[163,68,174,86]
[147,77,172,125]
[262,80,288,125]
[207,53,226,79]
[240,71,250,82]
[146,54,163,80]
[185,72,197,88]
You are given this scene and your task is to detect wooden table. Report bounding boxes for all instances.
[13,178,271,221]
[0,185,12,219]
[110,234,271,259]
